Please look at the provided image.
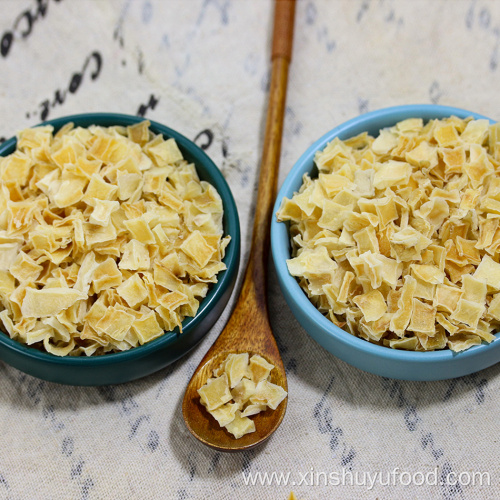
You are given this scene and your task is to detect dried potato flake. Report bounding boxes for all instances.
[277,117,500,352]
[0,121,230,356]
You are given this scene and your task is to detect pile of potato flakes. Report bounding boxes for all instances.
[277,117,500,352]
[198,353,287,439]
[0,121,230,356]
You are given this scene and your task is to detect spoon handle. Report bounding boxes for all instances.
[238,0,296,321]
[191,0,296,360]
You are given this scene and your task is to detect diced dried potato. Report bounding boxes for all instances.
[231,378,256,407]
[241,404,267,418]
[450,299,485,329]
[21,288,85,318]
[447,334,482,352]
[95,306,135,341]
[209,402,239,427]
[250,380,288,410]
[224,411,256,439]
[408,299,436,334]
[249,354,274,383]
[180,230,215,268]
[224,353,249,389]
[277,116,500,352]
[0,122,229,355]
[352,290,387,322]
[131,309,164,344]
[389,336,419,350]
[197,373,232,411]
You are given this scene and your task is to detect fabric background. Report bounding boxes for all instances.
[1,0,499,499]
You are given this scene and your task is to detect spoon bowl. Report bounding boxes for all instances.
[183,349,287,452]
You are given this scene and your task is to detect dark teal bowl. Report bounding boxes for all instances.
[0,113,240,385]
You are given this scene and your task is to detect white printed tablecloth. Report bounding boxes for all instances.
[1,1,499,499]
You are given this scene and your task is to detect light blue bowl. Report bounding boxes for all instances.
[271,104,500,381]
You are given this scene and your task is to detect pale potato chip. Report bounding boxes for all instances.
[408,299,436,334]
[450,299,485,329]
[119,239,150,271]
[92,258,122,293]
[224,353,250,389]
[474,255,500,290]
[389,336,419,350]
[434,284,462,313]
[147,138,183,166]
[461,274,487,304]
[180,230,215,268]
[209,402,239,427]
[487,293,500,320]
[21,288,85,318]
[352,289,387,322]
[198,373,233,411]
[95,306,135,341]
[9,251,43,283]
[250,380,288,410]
[373,161,411,189]
[224,411,256,439]
[231,378,256,407]
[447,334,482,352]
[88,199,120,226]
[131,309,164,344]
[410,264,445,285]
[241,404,267,418]
[249,354,274,384]
[123,216,156,244]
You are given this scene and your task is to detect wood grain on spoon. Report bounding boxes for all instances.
[182,0,296,452]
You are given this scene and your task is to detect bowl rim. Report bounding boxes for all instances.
[271,104,500,363]
[0,112,240,365]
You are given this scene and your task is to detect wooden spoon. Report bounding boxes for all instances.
[182,0,296,452]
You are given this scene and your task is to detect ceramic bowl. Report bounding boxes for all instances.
[0,113,240,385]
[271,104,500,381]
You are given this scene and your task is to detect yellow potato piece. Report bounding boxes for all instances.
[147,138,183,166]
[124,216,156,244]
[224,353,250,389]
[131,309,164,344]
[9,252,43,283]
[353,290,387,322]
[209,402,239,427]
[447,334,482,352]
[116,274,148,308]
[92,258,122,293]
[88,200,120,226]
[21,288,85,318]
[95,306,135,341]
[409,299,436,335]
[224,410,256,439]
[198,373,232,411]
[119,239,150,271]
[250,380,288,410]
[241,404,267,418]
[249,355,274,384]
[450,299,485,329]
[180,230,215,268]
[474,255,500,290]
